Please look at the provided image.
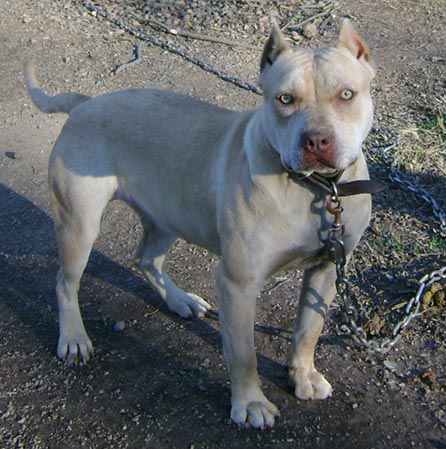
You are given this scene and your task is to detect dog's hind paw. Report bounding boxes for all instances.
[165,292,213,318]
[289,367,333,400]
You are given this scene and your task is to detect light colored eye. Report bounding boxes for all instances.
[340,89,354,101]
[278,94,293,105]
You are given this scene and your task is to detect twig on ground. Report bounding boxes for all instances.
[261,277,291,294]
[301,0,335,8]
[136,15,262,51]
[288,5,339,32]
[113,44,142,74]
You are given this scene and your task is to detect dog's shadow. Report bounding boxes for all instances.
[0,182,294,394]
[0,182,156,327]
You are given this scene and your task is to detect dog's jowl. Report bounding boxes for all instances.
[26,19,375,428]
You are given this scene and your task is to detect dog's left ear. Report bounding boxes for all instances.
[260,20,292,72]
[338,19,375,75]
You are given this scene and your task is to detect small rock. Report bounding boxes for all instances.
[434,409,446,426]
[5,151,19,159]
[384,359,398,371]
[114,321,126,332]
[303,23,318,39]
[18,14,32,24]
[420,369,440,390]
[201,358,210,368]
[386,380,399,392]
[291,31,303,42]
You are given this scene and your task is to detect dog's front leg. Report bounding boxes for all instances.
[289,260,337,400]
[217,263,279,429]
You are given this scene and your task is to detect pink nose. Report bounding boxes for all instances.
[301,132,337,167]
[302,132,334,154]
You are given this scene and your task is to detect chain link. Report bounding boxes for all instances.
[81,1,262,95]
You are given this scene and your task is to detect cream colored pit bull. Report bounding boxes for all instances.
[26,19,375,428]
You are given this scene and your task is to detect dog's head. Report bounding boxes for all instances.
[258,19,375,175]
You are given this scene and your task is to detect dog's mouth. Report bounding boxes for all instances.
[282,152,357,177]
[282,160,344,177]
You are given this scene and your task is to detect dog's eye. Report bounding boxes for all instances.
[278,94,293,105]
[340,89,354,101]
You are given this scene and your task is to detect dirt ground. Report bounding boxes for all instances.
[1,1,445,448]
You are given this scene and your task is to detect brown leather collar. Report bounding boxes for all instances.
[290,170,384,197]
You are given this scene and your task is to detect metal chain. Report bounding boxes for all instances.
[381,142,446,237]
[80,1,262,95]
[327,180,446,353]
[389,168,446,237]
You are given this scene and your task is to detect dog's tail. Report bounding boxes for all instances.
[25,62,92,114]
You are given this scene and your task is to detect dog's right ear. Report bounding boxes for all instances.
[260,21,291,72]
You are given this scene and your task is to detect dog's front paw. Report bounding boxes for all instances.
[57,332,94,364]
[289,367,333,400]
[230,392,279,429]
[165,292,213,318]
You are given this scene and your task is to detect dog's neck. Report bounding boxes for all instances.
[243,111,285,177]
[289,170,384,197]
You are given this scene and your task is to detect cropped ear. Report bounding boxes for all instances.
[338,18,372,62]
[260,20,292,72]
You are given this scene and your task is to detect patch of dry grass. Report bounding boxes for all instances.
[394,96,446,177]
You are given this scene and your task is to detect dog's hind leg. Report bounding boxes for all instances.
[51,175,116,363]
[135,218,212,318]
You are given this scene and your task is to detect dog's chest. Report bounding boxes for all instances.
[265,192,370,273]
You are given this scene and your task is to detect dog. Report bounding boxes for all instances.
[25,19,375,428]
